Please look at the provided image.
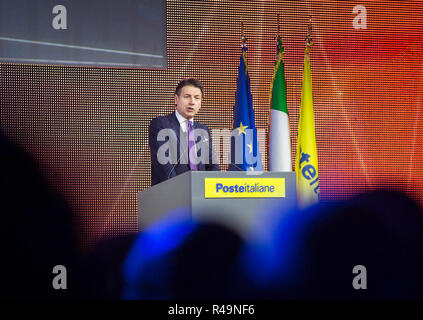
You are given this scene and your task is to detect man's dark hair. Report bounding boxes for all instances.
[175,78,204,98]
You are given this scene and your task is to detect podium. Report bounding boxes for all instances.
[138,171,296,238]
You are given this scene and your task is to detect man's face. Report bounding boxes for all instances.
[175,85,202,120]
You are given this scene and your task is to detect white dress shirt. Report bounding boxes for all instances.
[175,110,194,133]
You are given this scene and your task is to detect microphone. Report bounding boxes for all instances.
[167,137,190,180]
[166,128,211,179]
[227,161,245,172]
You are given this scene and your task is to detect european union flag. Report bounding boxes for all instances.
[229,45,263,172]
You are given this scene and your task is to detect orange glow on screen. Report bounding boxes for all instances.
[1,1,422,250]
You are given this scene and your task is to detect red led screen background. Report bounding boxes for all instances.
[1,0,422,251]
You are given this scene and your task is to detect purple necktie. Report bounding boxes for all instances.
[187,121,197,170]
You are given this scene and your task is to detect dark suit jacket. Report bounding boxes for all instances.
[148,112,220,186]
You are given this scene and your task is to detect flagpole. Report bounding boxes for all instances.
[276,14,281,53]
[277,13,280,36]
[295,17,320,207]
[229,22,263,172]
[241,22,246,48]
[269,14,292,172]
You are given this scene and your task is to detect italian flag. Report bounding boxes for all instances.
[269,39,292,171]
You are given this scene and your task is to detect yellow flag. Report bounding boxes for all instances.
[295,47,319,208]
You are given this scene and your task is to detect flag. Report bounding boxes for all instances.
[269,37,292,172]
[229,44,263,172]
[295,46,319,207]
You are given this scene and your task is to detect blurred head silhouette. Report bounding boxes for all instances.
[240,189,423,299]
[121,188,423,300]
[1,131,79,299]
[122,209,244,299]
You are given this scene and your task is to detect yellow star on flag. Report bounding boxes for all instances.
[237,122,248,135]
[248,166,255,171]
[247,143,252,153]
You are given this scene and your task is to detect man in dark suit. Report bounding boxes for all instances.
[148,78,220,186]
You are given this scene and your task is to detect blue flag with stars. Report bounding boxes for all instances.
[229,45,263,172]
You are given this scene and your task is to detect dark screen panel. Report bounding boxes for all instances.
[0,0,167,68]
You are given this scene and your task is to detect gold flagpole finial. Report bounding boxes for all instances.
[276,14,283,54]
[277,13,280,37]
[306,17,314,53]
